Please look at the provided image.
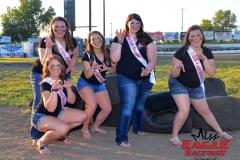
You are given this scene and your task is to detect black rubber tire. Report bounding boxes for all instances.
[143,108,176,134]
[145,92,175,112]
[143,106,192,134]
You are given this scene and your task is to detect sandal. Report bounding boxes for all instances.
[81,130,92,140]
[218,132,233,140]
[119,142,131,148]
[36,145,51,155]
[170,137,182,146]
[59,136,72,144]
[91,127,107,134]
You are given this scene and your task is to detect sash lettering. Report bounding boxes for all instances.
[55,39,72,65]
[187,46,205,95]
[43,77,66,108]
[126,34,156,84]
[87,52,105,83]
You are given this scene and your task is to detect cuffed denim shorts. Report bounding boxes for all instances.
[31,108,64,129]
[168,76,204,99]
[77,77,106,93]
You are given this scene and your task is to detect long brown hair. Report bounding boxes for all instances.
[48,16,75,53]
[123,13,151,49]
[85,31,109,66]
[42,54,66,81]
[182,25,206,54]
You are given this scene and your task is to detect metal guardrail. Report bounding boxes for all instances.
[157,50,240,55]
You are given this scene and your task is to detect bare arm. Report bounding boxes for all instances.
[66,46,79,74]
[197,53,216,77]
[63,80,75,104]
[38,47,53,65]
[42,80,63,112]
[110,29,124,63]
[39,37,55,65]
[171,57,185,78]
[82,61,96,79]
[141,42,157,77]
[202,58,216,77]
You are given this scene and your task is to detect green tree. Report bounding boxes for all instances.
[199,19,213,31]
[0,0,56,42]
[212,9,237,31]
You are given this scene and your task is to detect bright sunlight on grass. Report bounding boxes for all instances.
[0,60,239,107]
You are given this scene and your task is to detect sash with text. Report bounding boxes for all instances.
[187,46,205,95]
[126,34,156,84]
[87,52,105,83]
[43,77,66,108]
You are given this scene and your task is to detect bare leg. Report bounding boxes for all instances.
[91,90,112,133]
[191,98,223,133]
[171,94,190,146]
[191,98,233,140]
[36,116,69,154]
[78,87,97,139]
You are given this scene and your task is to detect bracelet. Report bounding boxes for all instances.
[111,61,117,64]
[51,88,58,92]
[117,41,123,44]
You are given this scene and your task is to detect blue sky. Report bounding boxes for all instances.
[0,0,240,39]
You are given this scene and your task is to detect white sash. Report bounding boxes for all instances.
[187,46,205,95]
[55,40,72,65]
[87,52,105,83]
[43,77,66,107]
[126,34,156,84]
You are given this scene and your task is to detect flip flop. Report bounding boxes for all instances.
[36,145,51,154]
[81,130,92,140]
[59,136,72,144]
[91,128,107,134]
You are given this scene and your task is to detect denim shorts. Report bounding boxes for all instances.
[31,108,64,129]
[77,77,106,93]
[168,76,204,99]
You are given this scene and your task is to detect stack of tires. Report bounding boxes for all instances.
[143,92,192,134]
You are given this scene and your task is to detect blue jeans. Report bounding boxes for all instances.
[115,74,153,145]
[29,72,71,139]
[30,72,44,139]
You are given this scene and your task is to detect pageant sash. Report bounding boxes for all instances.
[187,46,205,95]
[87,52,105,83]
[126,34,156,84]
[55,39,72,65]
[43,77,66,107]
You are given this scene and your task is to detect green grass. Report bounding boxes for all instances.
[0,57,38,64]
[0,57,82,64]
[0,60,239,107]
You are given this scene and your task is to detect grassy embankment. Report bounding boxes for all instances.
[0,57,239,108]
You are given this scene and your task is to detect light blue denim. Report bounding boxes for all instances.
[31,108,64,129]
[168,76,204,99]
[30,72,71,139]
[115,74,153,145]
[77,77,106,93]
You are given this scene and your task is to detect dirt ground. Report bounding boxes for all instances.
[0,54,240,159]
